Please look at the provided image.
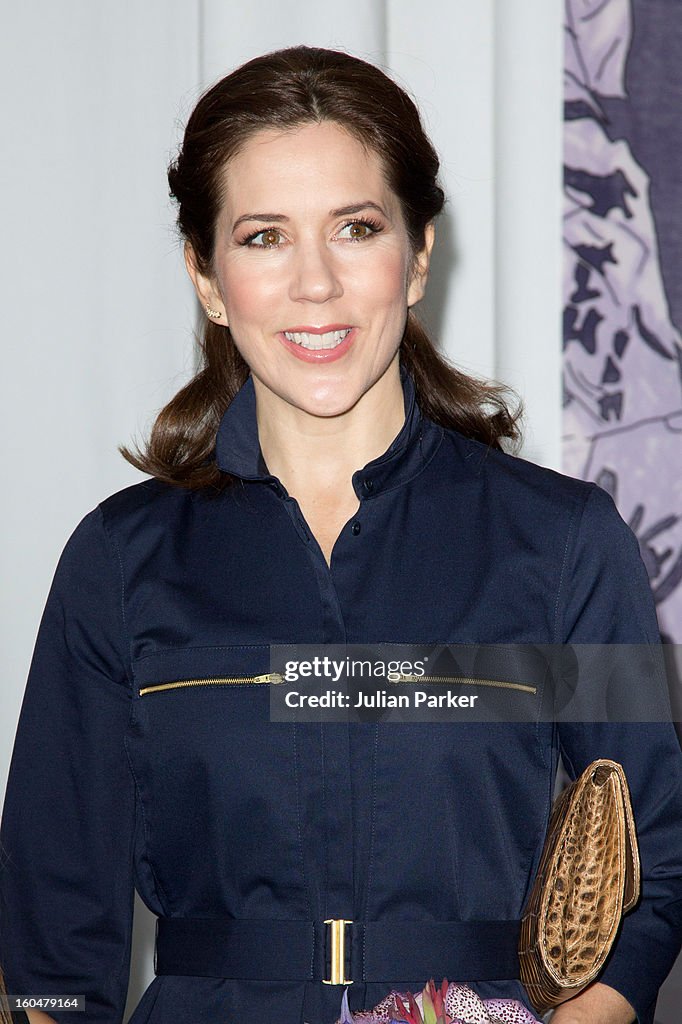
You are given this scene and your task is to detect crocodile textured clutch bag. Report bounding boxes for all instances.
[519,759,640,1014]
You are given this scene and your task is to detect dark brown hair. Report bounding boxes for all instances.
[0,966,12,1024]
[121,45,521,489]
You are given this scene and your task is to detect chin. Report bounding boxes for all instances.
[297,395,359,419]
[283,380,363,419]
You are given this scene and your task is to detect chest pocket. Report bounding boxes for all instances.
[328,641,551,725]
[125,645,308,916]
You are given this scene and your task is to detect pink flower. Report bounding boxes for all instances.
[336,979,541,1024]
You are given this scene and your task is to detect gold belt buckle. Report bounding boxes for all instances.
[322,918,353,985]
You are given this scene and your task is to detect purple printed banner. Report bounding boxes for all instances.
[563,0,682,643]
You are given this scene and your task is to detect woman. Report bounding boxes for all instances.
[1,46,681,1024]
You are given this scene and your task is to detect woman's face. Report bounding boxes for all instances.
[188,120,433,419]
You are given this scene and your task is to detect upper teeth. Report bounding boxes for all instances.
[283,329,351,350]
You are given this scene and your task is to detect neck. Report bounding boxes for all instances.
[253,363,406,496]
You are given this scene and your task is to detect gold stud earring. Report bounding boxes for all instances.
[205,305,222,320]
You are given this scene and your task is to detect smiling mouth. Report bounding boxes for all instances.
[283,328,352,350]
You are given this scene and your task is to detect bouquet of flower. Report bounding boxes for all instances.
[336,978,542,1024]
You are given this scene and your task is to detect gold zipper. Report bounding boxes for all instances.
[394,674,536,694]
[139,672,536,697]
[139,673,285,696]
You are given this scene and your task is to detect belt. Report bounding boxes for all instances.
[155,917,521,984]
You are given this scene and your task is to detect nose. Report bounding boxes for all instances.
[288,239,343,304]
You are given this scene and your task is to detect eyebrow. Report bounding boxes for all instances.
[232,201,388,232]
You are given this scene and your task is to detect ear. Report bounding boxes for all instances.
[183,243,228,324]
[407,221,436,308]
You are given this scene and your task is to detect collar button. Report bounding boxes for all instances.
[362,478,374,494]
[351,521,361,536]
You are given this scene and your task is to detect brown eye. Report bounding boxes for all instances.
[246,228,283,247]
[338,219,380,241]
[260,228,281,247]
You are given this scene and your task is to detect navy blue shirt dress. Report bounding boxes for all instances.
[1,368,681,1024]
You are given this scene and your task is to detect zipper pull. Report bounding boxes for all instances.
[254,672,285,684]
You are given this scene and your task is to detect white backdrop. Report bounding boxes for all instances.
[14,1,673,1020]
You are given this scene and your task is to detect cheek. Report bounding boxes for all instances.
[218,262,283,322]
[348,249,410,311]
[378,245,410,297]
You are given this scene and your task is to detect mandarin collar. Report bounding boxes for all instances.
[214,366,441,497]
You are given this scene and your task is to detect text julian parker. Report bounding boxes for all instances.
[283,690,480,709]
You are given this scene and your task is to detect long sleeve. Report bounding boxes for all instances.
[556,484,682,1024]
[0,506,136,1024]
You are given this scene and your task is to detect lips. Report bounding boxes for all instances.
[283,328,351,351]
[278,325,357,363]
